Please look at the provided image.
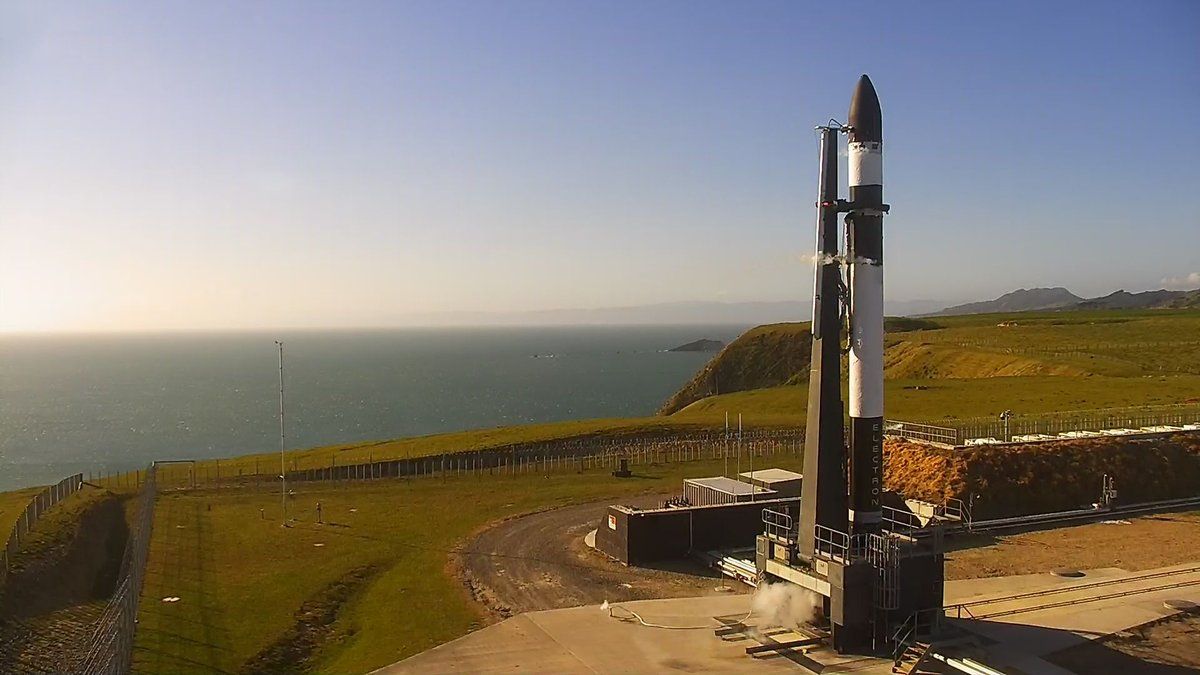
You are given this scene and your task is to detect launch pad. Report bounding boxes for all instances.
[754,503,948,657]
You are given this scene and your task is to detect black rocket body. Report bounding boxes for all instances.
[846,75,885,533]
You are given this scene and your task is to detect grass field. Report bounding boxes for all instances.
[107,417,721,492]
[134,453,802,673]
[0,486,43,538]
[675,374,1200,424]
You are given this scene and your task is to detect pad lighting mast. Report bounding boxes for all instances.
[276,340,287,525]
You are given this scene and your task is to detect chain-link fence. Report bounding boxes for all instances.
[1,473,84,588]
[129,429,806,490]
[76,464,156,675]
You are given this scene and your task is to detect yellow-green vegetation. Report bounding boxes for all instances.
[123,417,720,491]
[2,486,115,564]
[134,454,803,673]
[675,375,1200,424]
[670,309,1200,425]
[0,486,43,536]
[658,322,813,415]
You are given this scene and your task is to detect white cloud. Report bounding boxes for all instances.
[1161,272,1200,290]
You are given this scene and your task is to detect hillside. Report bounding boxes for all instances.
[937,288,1083,316]
[935,286,1200,316]
[667,309,1200,424]
[658,317,944,415]
[657,323,812,415]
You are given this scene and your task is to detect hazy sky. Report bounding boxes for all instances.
[2,1,1197,332]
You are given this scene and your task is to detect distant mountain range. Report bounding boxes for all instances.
[932,287,1200,316]
[396,298,949,326]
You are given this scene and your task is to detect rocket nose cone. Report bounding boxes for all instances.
[848,74,882,142]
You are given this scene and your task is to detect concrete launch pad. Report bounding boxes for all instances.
[375,594,859,675]
[378,562,1200,674]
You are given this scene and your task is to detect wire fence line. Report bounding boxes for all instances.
[121,431,809,491]
[77,464,156,675]
[1,473,84,589]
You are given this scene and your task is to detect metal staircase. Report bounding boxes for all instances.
[892,640,933,674]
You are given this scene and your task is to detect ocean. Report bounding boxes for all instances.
[0,325,746,491]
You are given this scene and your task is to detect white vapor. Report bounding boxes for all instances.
[798,252,839,266]
[1162,272,1200,290]
[751,582,822,630]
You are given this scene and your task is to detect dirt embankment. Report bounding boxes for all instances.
[885,433,1200,519]
[0,488,131,673]
[0,489,129,619]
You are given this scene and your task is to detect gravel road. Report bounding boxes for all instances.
[459,495,746,619]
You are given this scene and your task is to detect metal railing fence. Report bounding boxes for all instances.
[883,421,958,446]
[1,473,84,588]
[887,405,1200,447]
[77,464,157,675]
[952,408,1200,444]
[120,430,806,491]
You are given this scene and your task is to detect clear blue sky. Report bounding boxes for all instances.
[2,0,1197,330]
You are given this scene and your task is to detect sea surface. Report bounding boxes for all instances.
[0,325,746,491]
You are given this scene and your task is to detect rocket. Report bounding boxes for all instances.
[800,75,887,552]
[846,75,885,533]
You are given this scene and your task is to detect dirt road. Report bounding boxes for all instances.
[459,496,745,620]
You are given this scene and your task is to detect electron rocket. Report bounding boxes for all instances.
[800,75,887,548]
[846,75,885,533]
[775,75,944,656]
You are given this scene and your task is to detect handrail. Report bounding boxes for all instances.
[762,508,795,542]
[881,504,923,531]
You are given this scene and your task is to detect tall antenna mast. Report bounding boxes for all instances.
[275,340,287,525]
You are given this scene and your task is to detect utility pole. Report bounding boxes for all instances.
[276,340,287,525]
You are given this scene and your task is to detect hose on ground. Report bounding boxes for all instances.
[603,601,753,630]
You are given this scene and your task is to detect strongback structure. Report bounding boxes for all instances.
[757,75,945,656]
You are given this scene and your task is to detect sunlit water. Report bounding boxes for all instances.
[0,325,745,490]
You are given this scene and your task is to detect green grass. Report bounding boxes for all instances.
[123,417,725,491]
[673,375,1200,424]
[134,453,803,673]
[0,486,43,537]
